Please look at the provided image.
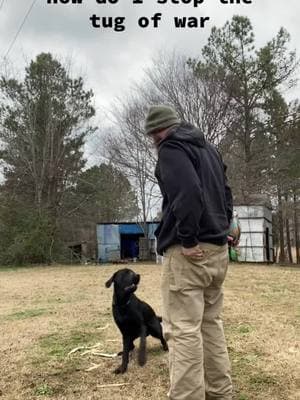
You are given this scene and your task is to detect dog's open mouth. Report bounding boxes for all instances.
[124,284,137,292]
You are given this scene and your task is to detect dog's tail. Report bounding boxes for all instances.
[138,327,147,367]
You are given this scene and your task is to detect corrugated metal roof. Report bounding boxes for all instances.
[119,224,144,235]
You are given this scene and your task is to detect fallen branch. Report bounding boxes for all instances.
[96,352,118,358]
[81,349,100,356]
[90,342,103,348]
[80,348,117,358]
[68,339,117,360]
[68,342,103,356]
[85,363,102,372]
[97,383,131,388]
[67,346,87,356]
[98,324,109,331]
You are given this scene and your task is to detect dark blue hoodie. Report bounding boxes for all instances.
[155,123,233,255]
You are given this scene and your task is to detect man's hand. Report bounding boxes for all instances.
[181,244,204,259]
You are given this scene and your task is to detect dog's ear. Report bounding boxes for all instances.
[105,273,116,288]
[135,274,140,285]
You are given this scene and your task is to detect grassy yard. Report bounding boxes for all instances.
[0,263,299,400]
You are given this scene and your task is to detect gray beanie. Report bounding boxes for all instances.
[145,105,180,135]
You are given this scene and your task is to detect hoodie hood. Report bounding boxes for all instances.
[161,122,206,148]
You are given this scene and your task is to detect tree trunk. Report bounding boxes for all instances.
[285,216,293,263]
[278,187,286,263]
[293,190,300,264]
[284,193,293,263]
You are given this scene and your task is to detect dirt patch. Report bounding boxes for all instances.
[0,263,299,399]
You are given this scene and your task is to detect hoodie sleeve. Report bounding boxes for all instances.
[223,163,233,225]
[159,142,203,248]
[216,149,233,225]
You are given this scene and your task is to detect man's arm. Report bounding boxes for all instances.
[159,142,203,248]
[224,163,233,225]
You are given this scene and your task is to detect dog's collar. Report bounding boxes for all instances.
[113,297,131,307]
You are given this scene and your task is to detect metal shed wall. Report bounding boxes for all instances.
[235,205,274,263]
[96,222,159,262]
[97,224,120,262]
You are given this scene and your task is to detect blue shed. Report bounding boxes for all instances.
[96,222,159,263]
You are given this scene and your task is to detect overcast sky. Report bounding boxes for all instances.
[1,0,299,107]
[0,0,299,167]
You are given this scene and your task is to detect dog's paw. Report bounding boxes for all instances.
[118,347,134,357]
[163,343,169,351]
[114,366,127,374]
[138,354,146,367]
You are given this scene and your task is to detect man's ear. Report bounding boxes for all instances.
[105,272,116,288]
[135,274,140,285]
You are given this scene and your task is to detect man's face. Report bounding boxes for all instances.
[149,127,171,148]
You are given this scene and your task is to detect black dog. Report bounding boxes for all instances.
[105,268,168,374]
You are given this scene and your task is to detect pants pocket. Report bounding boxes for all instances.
[169,252,184,291]
[162,247,184,291]
[183,249,214,288]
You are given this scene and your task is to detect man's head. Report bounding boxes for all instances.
[145,105,180,146]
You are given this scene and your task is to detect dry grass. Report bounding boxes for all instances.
[0,263,299,400]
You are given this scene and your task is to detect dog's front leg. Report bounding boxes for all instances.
[138,324,147,367]
[114,336,131,374]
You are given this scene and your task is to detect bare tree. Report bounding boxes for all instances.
[104,97,160,236]
[137,51,234,146]
[103,50,237,238]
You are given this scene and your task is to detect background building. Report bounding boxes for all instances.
[96,222,159,263]
[235,205,274,263]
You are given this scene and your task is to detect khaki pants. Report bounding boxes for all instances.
[161,243,232,400]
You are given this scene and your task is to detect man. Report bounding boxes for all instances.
[145,105,233,400]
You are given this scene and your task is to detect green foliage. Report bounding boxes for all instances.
[76,164,138,222]
[201,17,296,101]
[0,53,95,190]
[59,164,139,249]
[236,324,254,335]
[38,329,102,360]
[249,373,278,388]
[0,53,96,265]
[4,308,48,321]
[34,384,54,396]
[0,202,61,265]
[192,16,298,201]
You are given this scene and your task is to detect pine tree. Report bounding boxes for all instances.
[0,53,95,264]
